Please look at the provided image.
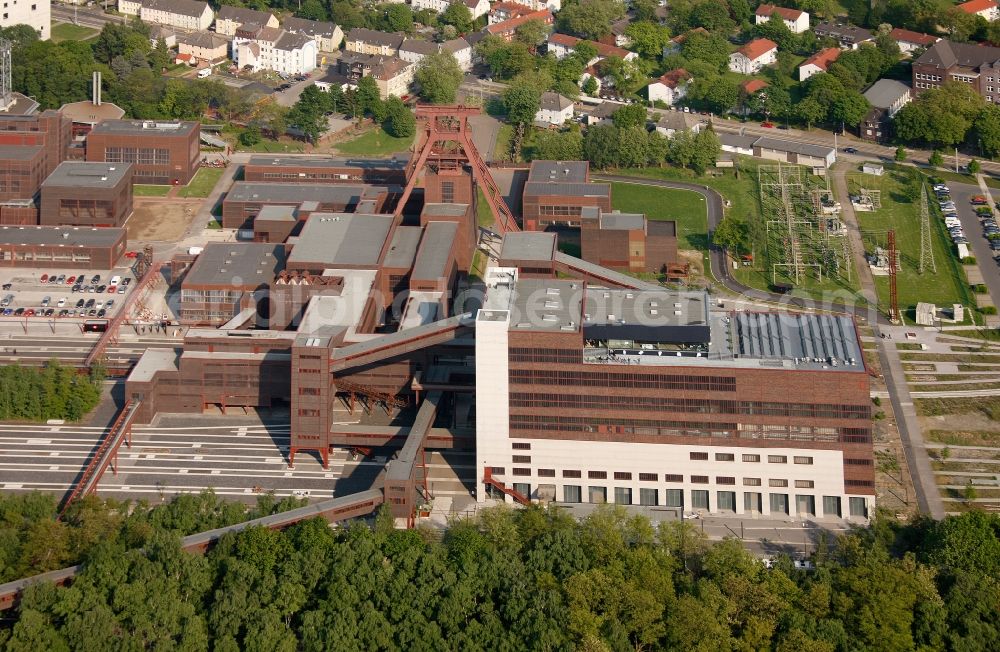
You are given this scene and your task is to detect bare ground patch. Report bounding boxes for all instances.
[127,200,199,242]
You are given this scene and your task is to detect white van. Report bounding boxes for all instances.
[109,275,122,287]
[197,68,212,79]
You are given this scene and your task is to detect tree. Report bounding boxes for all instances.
[582,76,599,96]
[355,76,382,117]
[680,32,732,73]
[830,91,870,128]
[515,19,551,51]
[929,150,944,167]
[527,129,584,161]
[714,215,751,256]
[503,82,542,126]
[969,159,982,174]
[414,52,463,104]
[975,104,1000,158]
[239,125,261,147]
[689,1,735,31]
[611,104,648,129]
[624,21,672,60]
[895,145,907,162]
[796,97,826,129]
[583,123,620,169]
[383,97,415,138]
[700,78,740,114]
[375,3,414,33]
[557,0,627,40]
[439,2,473,34]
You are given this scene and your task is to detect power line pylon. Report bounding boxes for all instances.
[888,229,900,323]
[918,183,936,274]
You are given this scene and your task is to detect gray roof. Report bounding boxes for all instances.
[411,221,459,281]
[732,312,862,369]
[282,16,338,38]
[915,38,1000,69]
[509,278,583,332]
[287,213,394,268]
[183,243,287,289]
[142,0,210,19]
[599,212,645,230]
[539,91,573,112]
[42,162,131,189]
[863,79,911,109]
[247,155,409,169]
[500,231,556,262]
[422,203,468,217]
[0,92,40,116]
[275,31,313,51]
[400,38,439,55]
[657,112,701,132]
[0,144,42,161]
[255,205,297,222]
[217,5,274,24]
[719,132,758,149]
[129,349,179,383]
[589,102,620,119]
[226,182,382,204]
[813,22,873,43]
[90,119,198,137]
[524,181,611,198]
[178,31,227,49]
[383,226,422,269]
[528,160,590,183]
[0,225,125,248]
[754,136,834,159]
[442,38,470,54]
[347,27,404,49]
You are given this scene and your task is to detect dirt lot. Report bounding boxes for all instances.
[127,200,199,242]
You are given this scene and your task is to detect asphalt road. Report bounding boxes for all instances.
[52,5,122,30]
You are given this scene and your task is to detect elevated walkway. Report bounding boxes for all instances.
[331,314,473,372]
[553,252,661,291]
[329,424,473,449]
[385,391,441,522]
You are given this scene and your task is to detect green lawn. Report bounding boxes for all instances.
[607,182,708,251]
[476,188,494,228]
[494,123,514,162]
[234,137,306,153]
[51,22,98,43]
[133,185,171,197]
[178,167,226,199]
[335,128,414,157]
[855,165,974,323]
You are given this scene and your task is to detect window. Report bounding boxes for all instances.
[297,409,319,416]
[639,488,658,506]
[742,454,760,462]
[588,486,607,503]
[768,455,787,464]
[795,480,815,488]
[563,469,581,478]
[690,452,708,460]
[691,475,708,484]
[512,442,531,450]
[743,477,761,486]
[538,468,555,477]
[769,479,788,487]
[691,490,709,509]
[794,456,813,465]
[664,474,683,482]
[588,471,607,479]
[845,458,873,466]
[715,453,734,461]
[513,468,530,477]
[717,491,736,512]
[638,473,658,481]
[846,479,875,488]
[770,493,788,514]
[564,485,582,503]
[298,387,320,395]
[613,472,632,481]
[665,489,683,507]
[823,496,842,517]
[513,483,530,498]
[512,455,531,463]
[796,495,816,516]
[849,497,868,518]
[491,467,506,475]
[614,487,632,505]
[716,476,735,485]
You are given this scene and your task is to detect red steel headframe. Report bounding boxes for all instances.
[394,105,520,234]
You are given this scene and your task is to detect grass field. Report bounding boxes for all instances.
[51,22,98,43]
[494,124,514,162]
[335,128,413,157]
[856,165,973,322]
[607,182,708,251]
[233,138,306,153]
[178,167,225,198]
[133,185,171,197]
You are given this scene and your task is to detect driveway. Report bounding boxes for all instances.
[947,182,1000,310]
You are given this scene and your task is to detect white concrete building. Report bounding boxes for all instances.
[958,0,1000,22]
[412,0,451,13]
[2,0,50,40]
[754,4,809,34]
[282,16,344,52]
[463,0,491,20]
[126,0,214,32]
[534,91,573,125]
[798,47,840,81]
[504,0,561,11]
[729,38,778,75]
[234,26,317,76]
[214,5,278,37]
[646,69,691,106]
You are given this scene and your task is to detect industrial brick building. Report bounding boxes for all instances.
[0,110,72,224]
[86,120,200,185]
[521,161,611,231]
[0,225,126,269]
[580,210,678,274]
[39,162,134,227]
[242,155,409,185]
[221,182,394,230]
[180,242,288,325]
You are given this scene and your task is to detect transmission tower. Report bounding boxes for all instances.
[888,229,900,323]
[918,183,936,274]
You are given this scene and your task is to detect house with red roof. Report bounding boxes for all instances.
[958,0,999,21]
[546,32,638,64]
[741,79,769,95]
[729,38,778,75]
[798,47,841,81]
[755,4,809,34]
[888,28,939,55]
[646,69,692,106]
[488,1,534,26]
[485,9,553,42]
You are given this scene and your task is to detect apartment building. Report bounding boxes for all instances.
[729,38,778,75]
[214,5,278,37]
[0,0,50,40]
[177,32,228,65]
[345,27,404,56]
[234,25,317,76]
[754,4,809,34]
[335,51,414,100]
[912,39,1000,104]
[282,16,344,52]
[120,0,214,32]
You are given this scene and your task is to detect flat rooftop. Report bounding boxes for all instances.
[183,243,287,289]
[599,212,645,230]
[89,120,198,137]
[226,182,386,204]
[421,203,469,217]
[129,348,179,383]
[383,225,422,269]
[246,154,409,169]
[255,205,297,222]
[509,277,584,332]
[500,231,556,262]
[523,181,611,199]
[297,269,378,335]
[287,213,394,269]
[42,162,132,189]
[411,221,458,281]
[0,225,124,247]
[528,160,590,183]
[0,144,43,161]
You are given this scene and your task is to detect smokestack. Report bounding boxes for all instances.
[92,71,101,107]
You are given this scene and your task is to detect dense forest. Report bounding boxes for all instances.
[0,362,104,422]
[1,489,999,651]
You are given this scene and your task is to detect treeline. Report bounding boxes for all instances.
[0,361,103,423]
[5,498,998,651]
[0,490,305,583]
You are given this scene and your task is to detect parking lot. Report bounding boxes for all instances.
[0,264,139,323]
[946,182,1000,311]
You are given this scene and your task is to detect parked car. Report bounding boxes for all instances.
[43,308,54,317]
[56,274,65,284]
[13,307,23,316]
[972,195,989,205]
[40,296,50,307]
[24,308,34,317]
[58,309,68,317]
[96,309,106,318]
[842,147,858,154]
[85,298,95,308]
[75,299,85,308]
[56,298,65,307]
[39,274,48,283]
[1,283,10,291]
[90,274,100,284]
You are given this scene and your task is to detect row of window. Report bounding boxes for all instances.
[914,73,942,82]
[509,348,581,364]
[509,393,870,420]
[497,466,817,488]
[104,147,171,166]
[510,369,737,392]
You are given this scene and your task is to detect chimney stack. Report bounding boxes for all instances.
[92,71,101,107]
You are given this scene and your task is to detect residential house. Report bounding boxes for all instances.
[585,101,619,126]
[177,32,228,65]
[813,22,873,50]
[600,19,632,49]
[118,1,143,17]
[282,17,344,52]
[799,47,841,81]
[215,5,278,37]
[912,39,1000,104]
[741,79,769,96]
[464,0,491,20]
[442,38,473,71]
[655,112,704,138]
[345,27,404,56]
[131,0,214,31]
[335,51,415,99]
[729,38,778,75]
[889,28,938,55]
[149,25,176,48]
[399,38,440,65]
[412,0,451,13]
[485,10,553,42]
[755,4,809,34]
[646,69,691,106]
[860,79,911,142]
[488,1,533,26]
[663,27,708,57]
[535,91,574,125]
[958,0,1000,21]
[547,32,638,63]
[504,0,561,11]
[234,25,318,76]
